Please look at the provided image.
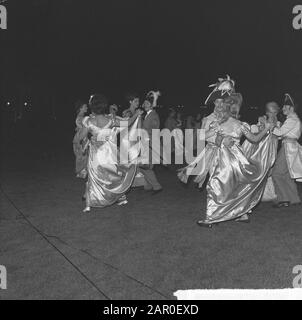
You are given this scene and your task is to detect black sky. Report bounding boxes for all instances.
[1,0,302,113]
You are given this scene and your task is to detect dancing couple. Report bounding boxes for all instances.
[178,76,302,227]
[73,92,163,212]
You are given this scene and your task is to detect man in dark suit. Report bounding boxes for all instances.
[139,97,163,194]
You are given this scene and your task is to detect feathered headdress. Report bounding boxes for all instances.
[204,75,236,105]
[146,90,161,107]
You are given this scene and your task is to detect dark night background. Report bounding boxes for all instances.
[0,0,302,151]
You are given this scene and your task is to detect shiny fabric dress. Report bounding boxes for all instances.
[203,117,275,224]
[83,116,140,208]
[205,118,275,224]
[241,124,278,202]
[73,114,89,178]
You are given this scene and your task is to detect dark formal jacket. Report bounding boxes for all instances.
[142,109,160,141]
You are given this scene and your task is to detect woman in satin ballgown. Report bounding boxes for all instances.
[196,102,274,227]
[242,102,280,202]
[82,94,142,212]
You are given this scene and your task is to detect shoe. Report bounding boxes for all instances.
[196,220,213,228]
[272,201,290,208]
[152,189,163,196]
[83,206,91,213]
[117,199,128,206]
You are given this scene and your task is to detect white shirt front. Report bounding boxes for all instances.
[273,113,301,140]
[145,110,152,120]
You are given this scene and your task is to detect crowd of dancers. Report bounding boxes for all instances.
[73,75,302,227]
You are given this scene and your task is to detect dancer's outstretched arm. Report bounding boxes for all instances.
[242,122,273,143]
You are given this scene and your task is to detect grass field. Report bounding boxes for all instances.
[1,154,302,299]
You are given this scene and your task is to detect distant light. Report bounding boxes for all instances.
[6,101,10,106]
[24,102,28,106]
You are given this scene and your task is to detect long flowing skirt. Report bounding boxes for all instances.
[85,140,137,208]
[85,118,141,208]
[242,134,278,202]
[178,142,219,187]
[205,134,278,224]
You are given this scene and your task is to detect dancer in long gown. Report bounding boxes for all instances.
[82,94,142,212]
[196,100,274,227]
[178,75,275,227]
[72,101,89,178]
